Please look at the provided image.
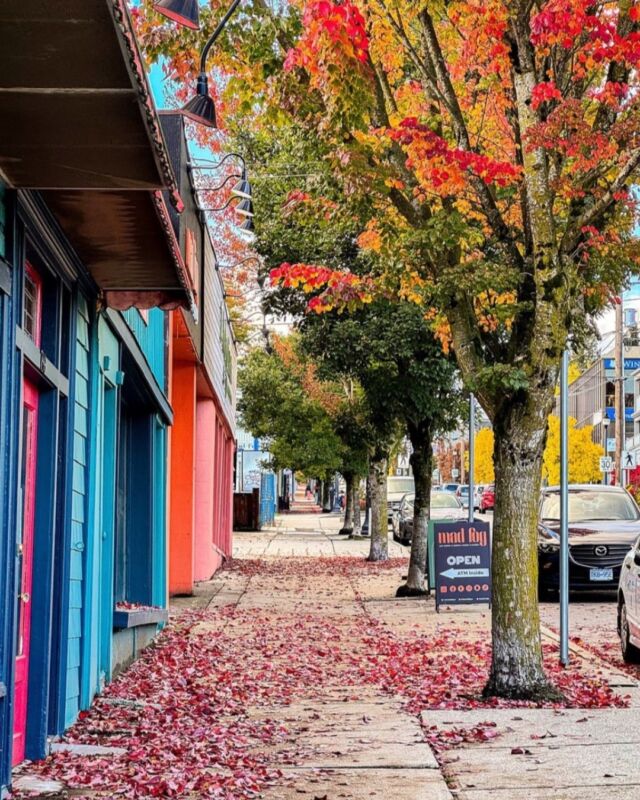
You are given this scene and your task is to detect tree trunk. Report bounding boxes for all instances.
[397,423,432,596]
[483,393,563,701]
[339,473,354,535]
[321,479,331,512]
[352,478,362,535]
[368,455,388,561]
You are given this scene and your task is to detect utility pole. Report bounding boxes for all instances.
[615,299,624,485]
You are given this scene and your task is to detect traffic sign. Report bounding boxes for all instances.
[451,468,459,478]
[599,456,613,473]
[606,438,616,453]
[622,451,637,469]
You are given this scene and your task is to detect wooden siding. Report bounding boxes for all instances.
[202,233,236,432]
[121,308,166,392]
[65,295,90,727]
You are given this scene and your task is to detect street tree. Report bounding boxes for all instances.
[237,344,343,480]
[301,301,461,582]
[139,0,640,698]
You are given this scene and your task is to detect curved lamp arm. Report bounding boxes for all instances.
[198,195,240,213]
[199,0,243,74]
[195,173,242,192]
[188,152,247,173]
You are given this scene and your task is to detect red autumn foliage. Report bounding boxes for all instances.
[14,559,626,799]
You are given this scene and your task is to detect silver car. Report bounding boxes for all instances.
[618,535,640,662]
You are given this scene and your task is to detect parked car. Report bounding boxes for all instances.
[456,484,470,509]
[440,482,460,495]
[394,491,466,545]
[386,476,415,529]
[472,484,485,511]
[360,476,415,536]
[538,484,640,597]
[479,484,494,513]
[617,536,640,662]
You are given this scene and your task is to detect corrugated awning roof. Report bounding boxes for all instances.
[0,0,194,311]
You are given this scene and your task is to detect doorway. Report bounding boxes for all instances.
[12,379,39,765]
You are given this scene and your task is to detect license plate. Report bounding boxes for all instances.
[590,568,613,582]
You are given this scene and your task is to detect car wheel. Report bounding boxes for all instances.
[620,601,640,663]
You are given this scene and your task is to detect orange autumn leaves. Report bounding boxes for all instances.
[270,335,343,416]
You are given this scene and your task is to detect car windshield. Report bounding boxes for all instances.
[388,478,415,494]
[400,493,461,510]
[459,486,469,495]
[431,493,461,509]
[443,484,458,491]
[540,489,640,522]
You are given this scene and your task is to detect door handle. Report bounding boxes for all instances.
[19,592,30,603]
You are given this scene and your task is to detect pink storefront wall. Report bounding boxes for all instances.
[194,398,233,582]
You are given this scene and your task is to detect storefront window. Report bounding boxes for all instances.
[23,263,41,346]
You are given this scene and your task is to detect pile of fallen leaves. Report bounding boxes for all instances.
[222,555,408,578]
[355,628,627,713]
[12,557,627,799]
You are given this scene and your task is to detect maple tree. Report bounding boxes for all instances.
[138,0,640,698]
[542,415,605,485]
[237,335,373,530]
[473,427,496,485]
[472,418,604,487]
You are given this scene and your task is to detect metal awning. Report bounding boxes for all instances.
[0,0,194,310]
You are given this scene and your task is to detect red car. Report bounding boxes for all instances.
[480,484,495,512]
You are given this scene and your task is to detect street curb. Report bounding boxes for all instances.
[540,623,639,687]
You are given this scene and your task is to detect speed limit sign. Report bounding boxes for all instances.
[599,456,613,473]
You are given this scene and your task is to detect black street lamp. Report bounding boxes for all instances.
[180,0,244,127]
[154,0,200,29]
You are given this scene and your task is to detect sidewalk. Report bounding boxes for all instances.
[12,522,640,800]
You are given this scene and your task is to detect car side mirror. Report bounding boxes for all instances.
[634,551,640,567]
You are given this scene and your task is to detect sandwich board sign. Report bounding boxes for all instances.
[433,520,491,611]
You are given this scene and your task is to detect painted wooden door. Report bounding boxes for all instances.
[13,379,39,765]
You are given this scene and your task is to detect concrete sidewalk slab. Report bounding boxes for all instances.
[266,768,453,800]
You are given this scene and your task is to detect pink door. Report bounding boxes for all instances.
[12,379,39,765]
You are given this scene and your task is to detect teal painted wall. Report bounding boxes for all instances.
[121,309,166,392]
[65,295,91,727]
[82,317,120,707]
[152,419,167,608]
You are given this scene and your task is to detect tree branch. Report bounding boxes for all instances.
[562,150,640,255]
[417,7,524,271]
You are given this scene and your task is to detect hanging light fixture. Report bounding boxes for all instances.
[181,0,243,127]
[231,173,252,201]
[235,198,254,218]
[182,75,216,127]
[154,0,200,29]
[237,217,255,239]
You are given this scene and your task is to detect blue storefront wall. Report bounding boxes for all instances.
[65,297,91,727]
[121,309,166,391]
[0,187,174,795]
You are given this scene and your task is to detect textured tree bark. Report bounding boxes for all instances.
[368,456,389,561]
[352,478,362,535]
[483,391,563,700]
[397,424,432,596]
[339,472,354,535]
[321,478,331,512]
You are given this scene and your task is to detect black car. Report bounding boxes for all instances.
[538,484,640,596]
